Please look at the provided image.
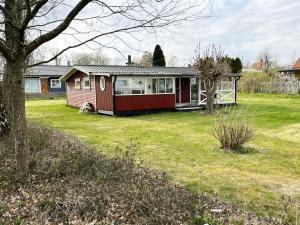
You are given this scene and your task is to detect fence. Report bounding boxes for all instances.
[239,79,300,94]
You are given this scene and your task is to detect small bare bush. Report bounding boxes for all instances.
[213,107,254,152]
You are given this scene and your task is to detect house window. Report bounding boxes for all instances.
[152,79,157,93]
[25,78,40,93]
[75,78,81,90]
[166,78,173,93]
[159,78,166,93]
[115,78,131,94]
[100,76,106,91]
[132,78,145,94]
[83,77,90,89]
[50,79,61,88]
[115,77,174,95]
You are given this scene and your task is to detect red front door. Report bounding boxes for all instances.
[181,78,190,103]
[175,78,190,104]
[176,78,180,103]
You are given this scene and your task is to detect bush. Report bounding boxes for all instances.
[213,107,254,152]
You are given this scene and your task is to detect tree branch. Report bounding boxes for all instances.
[28,21,157,67]
[22,0,49,31]
[25,0,92,56]
[0,39,12,60]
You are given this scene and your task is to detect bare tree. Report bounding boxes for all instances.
[258,49,272,74]
[193,44,230,114]
[72,50,110,65]
[167,55,178,67]
[0,0,211,171]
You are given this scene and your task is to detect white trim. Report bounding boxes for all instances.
[97,109,114,115]
[90,72,110,76]
[50,78,62,89]
[100,76,106,91]
[83,77,91,90]
[199,79,201,104]
[114,76,175,95]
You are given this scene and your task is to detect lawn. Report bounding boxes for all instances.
[26,94,300,219]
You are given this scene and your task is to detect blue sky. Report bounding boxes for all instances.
[46,0,300,66]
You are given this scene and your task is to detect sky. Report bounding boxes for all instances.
[44,0,300,67]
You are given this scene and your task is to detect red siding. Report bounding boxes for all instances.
[66,71,96,108]
[115,94,176,112]
[95,76,113,111]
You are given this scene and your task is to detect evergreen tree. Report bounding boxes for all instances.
[152,44,166,66]
[232,57,243,73]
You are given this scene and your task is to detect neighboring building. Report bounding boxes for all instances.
[25,65,71,94]
[278,58,300,80]
[60,64,241,115]
[0,65,71,94]
[251,59,266,72]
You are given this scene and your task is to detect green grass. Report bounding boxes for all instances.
[26,94,300,218]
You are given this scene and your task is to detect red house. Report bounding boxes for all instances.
[60,65,240,115]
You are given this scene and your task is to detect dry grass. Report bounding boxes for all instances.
[0,123,284,225]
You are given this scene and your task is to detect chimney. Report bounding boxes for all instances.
[126,55,134,66]
[67,61,71,66]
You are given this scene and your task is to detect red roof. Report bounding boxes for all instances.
[293,58,300,69]
[252,61,265,70]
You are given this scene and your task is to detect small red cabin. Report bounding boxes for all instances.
[60,65,240,115]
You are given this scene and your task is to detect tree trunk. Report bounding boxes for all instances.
[3,59,28,171]
[205,79,217,114]
[2,0,28,172]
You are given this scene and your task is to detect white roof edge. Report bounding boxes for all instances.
[90,72,111,76]
[59,67,78,81]
[60,66,92,81]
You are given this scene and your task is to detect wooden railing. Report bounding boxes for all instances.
[199,89,235,105]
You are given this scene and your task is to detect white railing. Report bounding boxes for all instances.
[199,89,235,105]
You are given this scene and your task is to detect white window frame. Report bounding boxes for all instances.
[75,78,81,90]
[115,77,175,96]
[83,77,91,90]
[100,76,106,91]
[50,79,61,89]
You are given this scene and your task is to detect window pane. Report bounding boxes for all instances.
[152,79,157,93]
[115,78,131,94]
[166,78,173,93]
[51,79,61,88]
[116,79,128,87]
[132,78,145,94]
[159,78,165,93]
[25,78,40,93]
[84,80,90,88]
[75,79,81,89]
[191,78,199,102]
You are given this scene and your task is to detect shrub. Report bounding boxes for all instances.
[213,107,254,152]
